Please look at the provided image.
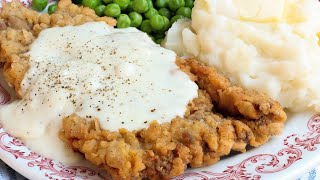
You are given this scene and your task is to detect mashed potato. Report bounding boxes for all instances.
[163,0,320,112]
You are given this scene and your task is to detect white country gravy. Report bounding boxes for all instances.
[0,22,198,163]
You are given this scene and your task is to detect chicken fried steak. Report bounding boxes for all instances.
[60,59,286,179]
[0,1,286,179]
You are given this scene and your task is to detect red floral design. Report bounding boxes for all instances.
[293,114,320,151]
[174,114,320,180]
[0,132,40,160]
[0,131,100,179]
[28,159,97,179]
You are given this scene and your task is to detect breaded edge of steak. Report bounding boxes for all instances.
[182,58,286,122]
[60,59,286,180]
[0,0,116,95]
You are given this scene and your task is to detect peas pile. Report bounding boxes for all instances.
[31,0,194,43]
[75,0,194,43]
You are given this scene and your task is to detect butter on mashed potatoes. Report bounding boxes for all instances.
[163,0,320,112]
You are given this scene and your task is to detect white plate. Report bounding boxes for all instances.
[0,1,319,179]
[0,70,319,180]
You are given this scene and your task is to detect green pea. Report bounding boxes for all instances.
[168,0,184,11]
[127,1,134,12]
[132,0,149,13]
[158,7,171,19]
[148,34,155,41]
[114,0,130,10]
[104,3,121,17]
[152,16,169,33]
[117,14,131,28]
[72,0,83,4]
[82,0,101,9]
[103,0,113,4]
[48,4,57,14]
[146,0,153,8]
[129,12,142,27]
[150,14,164,31]
[140,20,152,34]
[32,0,48,12]
[144,8,158,19]
[161,16,170,32]
[155,0,168,8]
[184,0,193,8]
[95,5,106,16]
[170,14,184,25]
[176,7,191,19]
[155,38,164,44]
[154,33,165,39]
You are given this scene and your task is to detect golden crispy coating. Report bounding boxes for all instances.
[0,2,287,179]
[0,0,116,94]
[185,59,286,122]
[60,60,286,180]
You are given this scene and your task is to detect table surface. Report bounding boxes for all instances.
[0,160,318,180]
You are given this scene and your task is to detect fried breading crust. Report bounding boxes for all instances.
[183,59,286,122]
[0,2,287,179]
[178,59,287,145]
[60,60,286,179]
[0,0,116,94]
